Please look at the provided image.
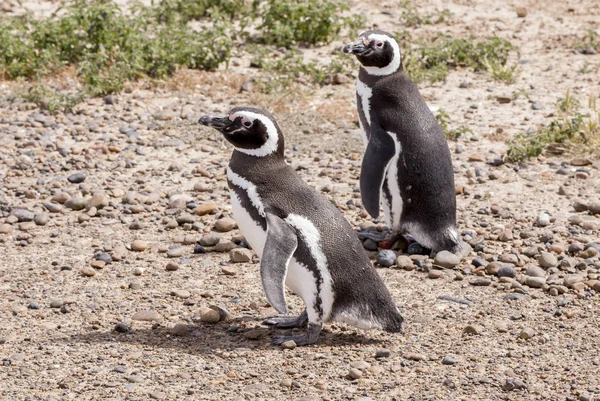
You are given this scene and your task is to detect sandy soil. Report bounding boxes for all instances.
[1,0,600,400]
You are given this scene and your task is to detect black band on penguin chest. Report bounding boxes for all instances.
[227,180,267,231]
[293,234,325,318]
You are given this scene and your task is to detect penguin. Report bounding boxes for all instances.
[199,107,404,346]
[342,30,466,255]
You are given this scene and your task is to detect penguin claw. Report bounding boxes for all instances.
[262,310,308,328]
[271,322,322,346]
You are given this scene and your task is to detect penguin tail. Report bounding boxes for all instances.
[381,307,405,333]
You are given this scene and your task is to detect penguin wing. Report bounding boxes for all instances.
[260,213,298,315]
[360,121,396,218]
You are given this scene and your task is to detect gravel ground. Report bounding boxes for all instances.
[1,0,600,400]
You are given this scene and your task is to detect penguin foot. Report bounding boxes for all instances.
[262,310,308,328]
[272,322,322,346]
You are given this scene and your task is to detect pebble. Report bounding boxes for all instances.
[564,274,585,288]
[395,255,414,270]
[470,278,491,286]
[0,224,14,234]
[214,218,237,232]
[535,212,550,227]
[221,266,236,276]
[114,322,131,333]
[199,233,221,246]
[348,368,363,380]
[171,289,190,299]
[525,265,546,277]
[12,209,35,222]
[281,340,297,350]
[193,244,206,254]
[165,262,180,271]
[194,202,217,216]
[463,324,484,335]
[428,270,443,279]
[519,327,535,339]
[375,349,391,358]
[376,250,396,267]
[503,378,527,391]
[50,299,63,308]
[149,391,166,400]
[434,251,460,268]
[442,355,456,365]
[65,198,87,211]
[153,109,174,121]
[497,265,516,278]
[132,310,162,322]
[588,201,600,215]
[230,248,253,263]
[167,247,183,258]
[28,302,41,310]
[81,266,97,277]
[33,213,49,226]
[131,240,148,251]
[67,172,87,183]
[171,323,189,336]
[87,193,108,209]
[363,239,378,251]
[199,307,221,323]
[538,252,557,268]
[525,276,546,288]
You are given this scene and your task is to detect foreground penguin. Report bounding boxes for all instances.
[200,107,404,345]
[342,30,467,255]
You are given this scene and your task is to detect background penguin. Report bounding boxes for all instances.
[199,107,404,345]
[342,30,467,256]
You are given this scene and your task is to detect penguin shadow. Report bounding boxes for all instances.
[62,319,384,354]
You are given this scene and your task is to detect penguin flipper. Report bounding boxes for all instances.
[261,213,298,315]
[360,121,397,218]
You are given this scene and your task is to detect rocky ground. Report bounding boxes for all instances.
[1,0,600,400]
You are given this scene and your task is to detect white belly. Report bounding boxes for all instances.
[230,191,267,257]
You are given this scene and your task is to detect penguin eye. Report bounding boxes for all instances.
[375,40,384,48]
[242,119,253,128]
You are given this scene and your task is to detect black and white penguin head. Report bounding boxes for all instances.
[199,107,283,157]
[343,30,402,76]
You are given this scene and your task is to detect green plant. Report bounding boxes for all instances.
[506,91,600,162]
[574,29,600,53]
[435,109,471,141]
[400,34,517,84]
[21,84,83,114]
[254,0,365,48]
[398,1,452,27]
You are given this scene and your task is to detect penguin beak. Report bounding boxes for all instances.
[343,39,369,55]
[199,114,232,130]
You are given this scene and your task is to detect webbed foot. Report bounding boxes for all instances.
[272,322,322,346]
[262,310,308,328]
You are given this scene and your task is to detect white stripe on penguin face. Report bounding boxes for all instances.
[229,111,279,157]
[361,33,401,77]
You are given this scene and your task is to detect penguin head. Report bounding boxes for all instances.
[199,107,283,157]
[343,30,402,76]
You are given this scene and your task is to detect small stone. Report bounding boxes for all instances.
[194,202,217,216]
[434,251,460,268]
[166,262,180,271]
[564,274,585,288]
[28,302,41,310]
[395,255,414,270]
[573,200,588,212]
[348,368,363,380]
[580,247,598,259]
[193,244,206,254]
[518,327,535,339]
[103,95,115,105]
[65,198,87,211]
[502,378,527,391]
[12,209,35,222]
[535,212,550,227]
[525,265,546,277]
[129,281,141,290]
[214,218,237,232]
[463,324,484,335]
[131,240,148,252]
[33,213,49,226]
[442,355,456,365]
[200,307,221,323]
[199,233,221,246]
[153,109,174,121]
[95,252,112,264]
[538,252,557,268]
[221,266,236,276]
[171,289,190,299]
[114,322,131,333]
[167,247,183,258]
[50,299,63,308]
[428,270,443,279]
[376,250,396,267]
[81,266,96,277]
[588,201,600,215]
[132,310,162,322]
[171,323,189,336]
[470,278,492,286]
[149,391,166,400]
[67,172,87,183]
[496,96,512,104]
[516,6,527,17]
[363,239,378,251]
[497,265,516,278]
[90,260,106,269]
[375,349,391,358]
[281,340,297,350]
[133,267,144,276]
[87,192,109,209]
[230,248,252,263]
[525,276,546,288]
[406,353,426,361]
[0,224,13,234]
